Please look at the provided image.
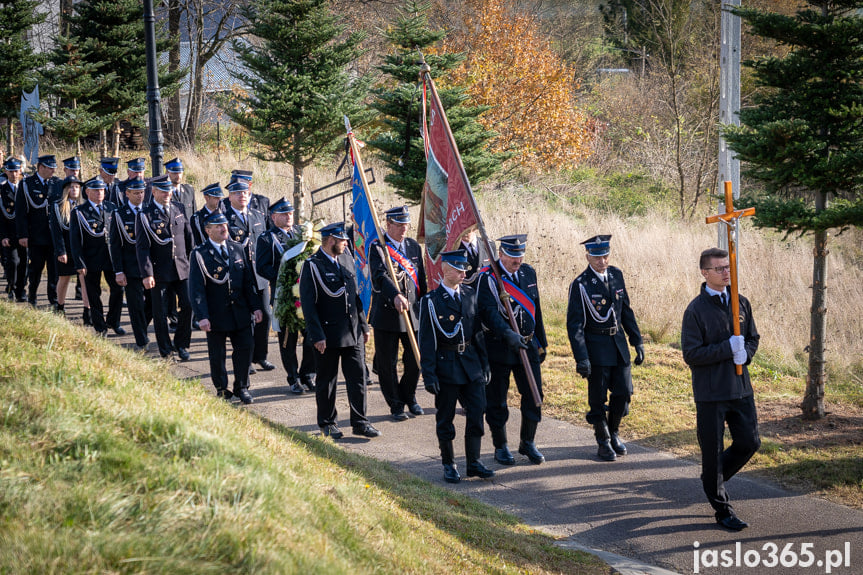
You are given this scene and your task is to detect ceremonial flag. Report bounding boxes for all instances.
[417,75,479,289]
[350,149,375,315]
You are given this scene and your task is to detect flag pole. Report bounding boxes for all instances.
[419,64,541,407]
[345,118,421,366]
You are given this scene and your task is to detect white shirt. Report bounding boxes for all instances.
[442,283,460,301]
[705,285,728,300]
[590,265,608,284]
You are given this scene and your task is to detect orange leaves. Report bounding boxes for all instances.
[441,0,595,171]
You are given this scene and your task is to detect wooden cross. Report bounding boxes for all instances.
[705,181,756,375]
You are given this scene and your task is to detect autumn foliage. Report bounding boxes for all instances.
[440,0,595,170]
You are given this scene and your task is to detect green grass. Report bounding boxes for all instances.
[0,301,607,574]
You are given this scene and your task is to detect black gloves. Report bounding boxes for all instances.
[634,344,645,366]
[576,359,591,379]
[503,329,529,350]
[538,347,547,364]
[424,380,440,395]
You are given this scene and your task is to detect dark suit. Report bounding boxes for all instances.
[48,200,77,277]
[190,240,262,393]
[0,180,26,299]
[136,201,193,356]
[460,240,487,288]
[190,206,222,247]
[108,202,152,347]
[419,284,488,459]
[171,182,196,218]
[566,265,642,425]
[15,173,58,304]
[369,234,427,414]
[222,194,270,225]
[70,201,123,333]
[225,205,269,363]
[104,179,123,207]
[299,248,370,428]
[256,226,315,385]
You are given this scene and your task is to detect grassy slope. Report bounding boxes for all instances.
[0,302,606,574]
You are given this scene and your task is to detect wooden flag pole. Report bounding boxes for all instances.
[345,120,421,366]
[705,181,755,375]
[419,65,541,407]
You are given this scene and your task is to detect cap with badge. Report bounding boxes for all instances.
[3,157,22,171]
[497,234,527,258]
[100,157,119,175]
[230,169,253,183]
[62,156,81,170]
[269,197,294,214]
[37,155,57,169]
[226,180,250,194]
[201,182,225,198]
[440,249,469,271]
[164,157,184,173]
[127,157,146,173]
[86,177,106,190]
[320,221,349,240]
[384,205,411,224]
[125,177,146,191]
[151,180,173,193]
[204,211,229,226]
[581,234,611,257]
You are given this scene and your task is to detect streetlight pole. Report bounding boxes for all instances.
[144,0,164,177]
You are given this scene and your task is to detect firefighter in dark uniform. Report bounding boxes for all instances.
[165,157,196,217]
[224,169,270,220]
[108,177,152,350]
[419,249,493,483]
[477,234,548,466]
[119,157,146,200]
[70,178,124,336]
[1,157,27,301]
[16,154,59,306]
[369,205,427,420]
[49,156,82,202]
[256,197,316,394]
[99,157,123,206]
[190,211,264,404]
[459,229,487,288]
[299,222,380,440]
[190,183,225,246]
[137,179,194,360]
[224,179,274,373]
[566,234,644,461]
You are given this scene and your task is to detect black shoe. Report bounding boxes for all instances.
[15,296,27,303]
[303,380,316,392]
[168,323,177,333]
[96,330,108,338]
[236,388,253,405]
[610,432,627,456]
[466,461,495,479]
[321,424,343,439]
[392,411,409,422]
[248,365,257,375]
[518,441,545,464]
[112,325,127,336]
[174,347,190,361]
[352,424,382,438]
[289,382,305,395]
[408,403,424,416]
[597,440,617,462]
[82,308,91,326]
[494,445,515,465]
[443,463,461,483]
[216,389,233,401]
[717,515,748,531]
[258,360,276,371]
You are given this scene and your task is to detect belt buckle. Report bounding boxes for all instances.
[608,325,618,336]
[457,342,466,353]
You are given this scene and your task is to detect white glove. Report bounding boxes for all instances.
[729,335,745,353]
[733,349,747,365]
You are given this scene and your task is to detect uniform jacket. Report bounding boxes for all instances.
[419,284,488,388]
[221,194,271,223]
[369,234,427,332]
[189,240,262,332]
[190,206,223,247]
[460,240,489,288]
[108,202,145,278]
[477,262,548,366]
[136,200,193,282]
[171,182,196,218]
[15,173,57,245]
[69,201,117,273]
[0,179,19,241]
[681,284,760,403]
[225,205,268,290]
[566,265,642,366]
[48,200,77,262]
[255,226,300,289]
[299,248,368,348]
[104,180,123,207]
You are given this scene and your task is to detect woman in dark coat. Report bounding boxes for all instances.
[49,176,87,317]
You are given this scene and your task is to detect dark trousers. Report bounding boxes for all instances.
[2,244,27,298]
[585,364,633,425]
[27,243,57,304]
[277,327,316,384]
[696,396,761,520]
[84,269,123,333]
[315,343,368,428]
[374,328,420,414]
[252,285,270,363]
[125,277,151,347]
[486,358,544,431]
[435,380,486,442]
[151,279,191,356]
[206,327,254,392]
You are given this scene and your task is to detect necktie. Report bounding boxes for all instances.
[220,245,228,261]
[721,293,728,307]
[454,290,461,304]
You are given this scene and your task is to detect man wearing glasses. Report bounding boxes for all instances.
[681,247,761,531]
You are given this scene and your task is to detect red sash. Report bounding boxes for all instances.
[387,243,419,291]
[479,266,536,321]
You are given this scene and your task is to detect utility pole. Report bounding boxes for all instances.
[718,0,741,249]
[143,0,164,177]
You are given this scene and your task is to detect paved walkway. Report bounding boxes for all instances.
[42,293,863,575]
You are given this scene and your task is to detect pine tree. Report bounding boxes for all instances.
[367,0,502,203]
[223,0,372,218]
[0,0,45,155]
[723,0,863,419]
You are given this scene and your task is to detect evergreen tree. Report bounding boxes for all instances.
[723,0,863,420]
[0,0,45,155]
[223,0,372,217]
[368,0,502,203]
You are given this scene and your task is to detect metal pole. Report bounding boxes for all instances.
[144,0,164,177]
[718,0,741,249]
